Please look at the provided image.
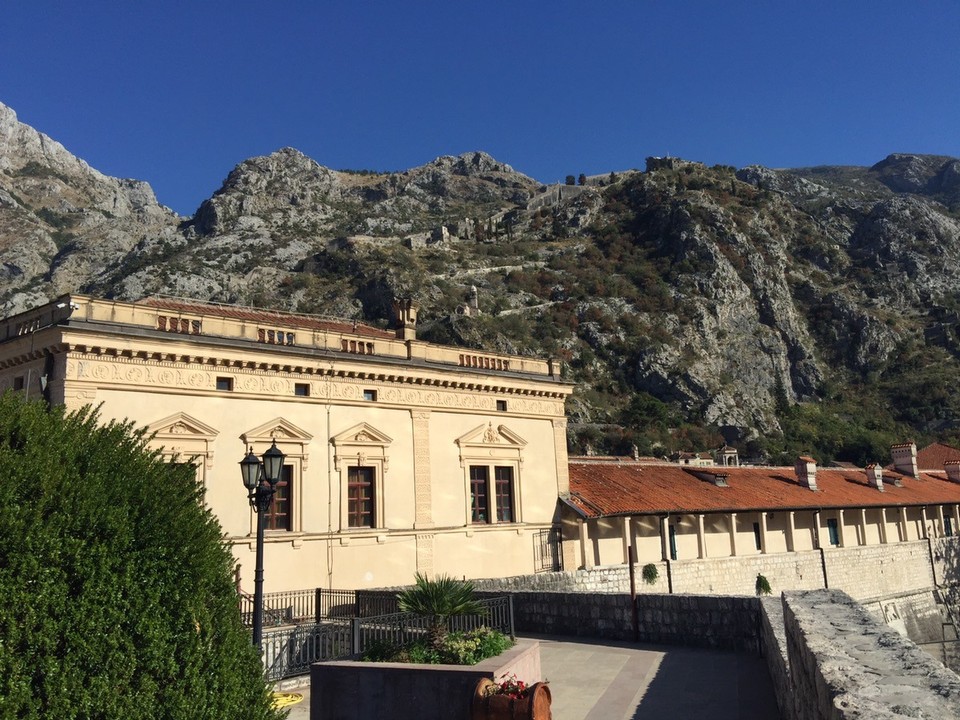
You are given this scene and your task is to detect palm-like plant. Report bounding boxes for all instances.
[397,573,485,651]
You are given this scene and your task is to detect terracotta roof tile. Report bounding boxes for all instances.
[567,460,960,518]
[916,442,960,470]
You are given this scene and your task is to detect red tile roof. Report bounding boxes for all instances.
[566,460,960,518]
[141,297,396,339]
[916,443,960,471]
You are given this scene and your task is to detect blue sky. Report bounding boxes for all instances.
[2,2,958,216]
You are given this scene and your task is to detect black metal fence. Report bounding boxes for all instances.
[261,620,352,681]
[239,588,317,627]
[315,588,400,619]
[258,594,514,681]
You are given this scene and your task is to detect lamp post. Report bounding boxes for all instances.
[240,439,286,649]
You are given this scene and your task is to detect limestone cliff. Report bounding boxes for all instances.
[2,99,960,460]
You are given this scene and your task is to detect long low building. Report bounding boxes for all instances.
[0,295,574,592]
[563,445,960,571]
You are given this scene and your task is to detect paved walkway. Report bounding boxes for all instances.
[279,634,782,719]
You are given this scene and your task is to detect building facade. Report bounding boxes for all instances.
[0,295,573,593]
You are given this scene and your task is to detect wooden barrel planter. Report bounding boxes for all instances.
[471,678,552,720]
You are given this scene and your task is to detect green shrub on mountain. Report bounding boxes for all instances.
[0,394,281,720]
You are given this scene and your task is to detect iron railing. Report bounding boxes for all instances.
[261,620,352,681]
[239,588,316,627]
[316,589,400,619]
[258,595,514,680]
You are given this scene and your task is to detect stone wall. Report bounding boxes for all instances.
[822,540,933,600]
[759,596,793,720]
[780,589,960,720]
[475,590,762,653]
[669,551,824,596]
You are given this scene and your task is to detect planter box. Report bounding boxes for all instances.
[310,638,541,720]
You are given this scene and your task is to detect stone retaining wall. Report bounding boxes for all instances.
[781,589,960,720]
[822,540,933,600]
[476,590,762,653]
[669,551,824,595]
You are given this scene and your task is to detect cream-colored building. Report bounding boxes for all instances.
[0,295,573,593]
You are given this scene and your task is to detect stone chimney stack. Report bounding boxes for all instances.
[946,460,960,484]
[795,456,818,491]
[891,442,919,479]
[393,298,420,341]
[866,464,884,491]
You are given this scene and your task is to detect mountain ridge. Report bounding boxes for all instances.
[3,99,960,463]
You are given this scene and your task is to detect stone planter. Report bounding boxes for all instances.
[471,678,552,720]
[310,639,542,720]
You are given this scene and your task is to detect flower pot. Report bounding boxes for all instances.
[471,678,552,720]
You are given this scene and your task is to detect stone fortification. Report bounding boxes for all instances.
[668,551,824,595]
[822,541,933,601]
[781,589,960,720]
[475,590,761,653]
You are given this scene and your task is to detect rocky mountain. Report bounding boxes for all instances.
[3,99,960,463]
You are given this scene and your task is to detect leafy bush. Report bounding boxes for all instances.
[0,394,280,720]
[360,627,513,665]
[756,574,772,596]
[641,563,659,585]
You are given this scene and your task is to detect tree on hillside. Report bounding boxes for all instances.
[578,173,586,186]
[0,394,282,720]
[565,175,575,185]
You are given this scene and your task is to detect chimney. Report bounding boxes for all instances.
[946,461,960,484]
[865,463,884,491]
[795,456,818,491]
[891,442,919,479]
[393,298,420,341]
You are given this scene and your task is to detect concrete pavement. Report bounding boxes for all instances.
[277,634,781,719]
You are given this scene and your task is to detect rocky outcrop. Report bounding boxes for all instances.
[3,100,960,450]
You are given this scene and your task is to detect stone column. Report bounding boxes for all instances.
[621,516,632,565]
[899,506,909,542]
[578,518,591,570]
[729,513,738,557]
[954,505,960,535]
[837,509,846,548]
[879,507,888,545]
[660,516,670,562]
[786,511,796,552]
[696,514,706,559]
[813,511,822,550]
[859,508,867,546]
[921,507,929,539]
[937,505,946,539]
[759,512,769,554]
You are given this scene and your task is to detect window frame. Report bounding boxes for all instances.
[347,466,376,528]
[331,422,392,532]
[456,422,526,527]
[264,464,294,531]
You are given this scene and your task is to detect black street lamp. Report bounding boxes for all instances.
[240,440,286,649]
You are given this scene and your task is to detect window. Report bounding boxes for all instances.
[216,376,233,391]
[496,400,507,412]
[827,518,840,546]
[12,376,24,391]
[495,466,514,522]
[363,389,377,402]
[668,525,678,561]
[470,466,489,523]
[753,522,762,551]
[469,465,516,524]
[294,383,310,397]
[265,465,293,531]
[347,466,375,528]
[946,513,954,538]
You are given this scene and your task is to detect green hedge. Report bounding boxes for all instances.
[0,394,281,719]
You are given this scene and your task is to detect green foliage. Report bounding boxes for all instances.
[360,627,512,665]
[755,574,772,596]
[641,563,659,585]
[0,394,280,720]
[564,175,575,186]
[397,573,484,651]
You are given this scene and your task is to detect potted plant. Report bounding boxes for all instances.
[472,673,552,720]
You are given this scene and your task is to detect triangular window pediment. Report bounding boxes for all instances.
[331,422,393,448]
[148,412,219,440]
[241,417,314,445]
[456,422,527,450]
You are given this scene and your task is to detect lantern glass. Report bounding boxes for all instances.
[261,440,285,484]
[240,449,262,491]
